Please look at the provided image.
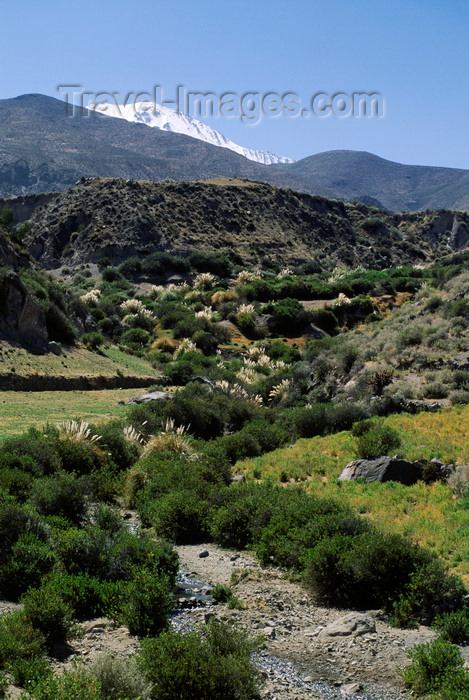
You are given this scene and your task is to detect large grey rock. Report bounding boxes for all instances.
[339,456,422,485]
[319,613,375,638]
[127,391,172,404]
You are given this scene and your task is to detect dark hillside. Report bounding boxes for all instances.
[23,177,469,270]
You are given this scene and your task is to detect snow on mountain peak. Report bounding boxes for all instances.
[87,100,294,166]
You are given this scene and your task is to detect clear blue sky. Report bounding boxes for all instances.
[3,0,469,167]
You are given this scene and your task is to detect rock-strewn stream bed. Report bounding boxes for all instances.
[6,540,469,699]
[174,544,438,699]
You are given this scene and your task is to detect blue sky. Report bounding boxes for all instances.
[3,0,469,167]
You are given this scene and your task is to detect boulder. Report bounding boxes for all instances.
[339,456,422,485]
[318,613,375,638]
[127,390,172,404]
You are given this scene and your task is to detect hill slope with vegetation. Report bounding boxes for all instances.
[19,177,469,271]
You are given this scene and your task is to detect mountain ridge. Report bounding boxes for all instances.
[87,99,294,165]
[1,94,469,212]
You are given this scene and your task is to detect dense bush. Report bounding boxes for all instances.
[433,608,469,644]
[403,638,469,697]
[45,303,77,344]
[138,621,261,700]
[2,429,61,474]
[267,297,308,334]
[81,332,105,349]
[353,419,402,458]
[46,572,120,619]
[121,569,173,637]
[303,530,449,612]
[309,308,339,334]
[84,653,151,700]
[21,584,74,649]
[18,667,102,699]
[30,472,89,523]
[0,533,56,601]
[0,610,49,687]
[145,490,212,544]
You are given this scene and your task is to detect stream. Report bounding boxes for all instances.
[124,515,404,699]
[170,569,404,700]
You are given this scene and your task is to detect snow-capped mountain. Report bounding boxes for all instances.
[88,100,294,166]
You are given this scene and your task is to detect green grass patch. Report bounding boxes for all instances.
[0,344,157,380]
[237,405,469,582]
[0,389,139,438]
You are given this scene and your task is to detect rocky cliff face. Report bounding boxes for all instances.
[0,271,48,345]
[0,231,48,347]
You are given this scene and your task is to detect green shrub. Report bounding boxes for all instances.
[121,327,151,348]
[0,466,34,502]
[101,266,122,282]
[397,327,423,349]
[403,638,465,696]
[0,610,47,686]
[146,490,211,544]
[309,308,339,334]
[54,437,102,475]
[30,472,89,523]
[0,533,56,601]
[303,529,459,616]
[354,419,402,458]
[0,205,14,228]
[291,405,328,438]
[421,381,449,399]
[433,608,469,644]
[168,392,225,439]
[52,527,110,579]
[236,312,259,338]
[0,502,48,559]
[189,251,232,277]
[392,558,466,627]
[45,303,77,345]
[211,584,234,603]
[18,666,102,699]
[1,430,61,474]
[118,256,143,278]
[95,421,139,470]
[192,330,219,355]
[22,584,74,649]
[10,655,51,688]
[84,653,151,699]
[138,621,261,700]
[46,572,120,619]
[121,569,173,637]
[81,332,105,349]
[269,297,308,334]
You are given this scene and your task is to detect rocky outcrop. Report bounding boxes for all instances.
[317,613,376,638]
[0,192,57,226]
[339,457,423,485]
[0,270,48,346]
[127,390,172,404]
[339,456,454,485]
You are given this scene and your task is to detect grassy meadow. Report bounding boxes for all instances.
[0,388,141,439]
[0,343,158,380]
[237,405,469,581]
